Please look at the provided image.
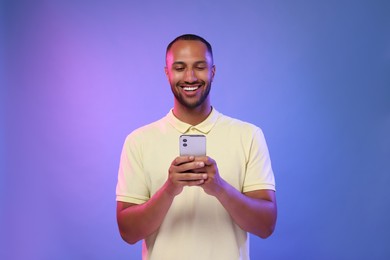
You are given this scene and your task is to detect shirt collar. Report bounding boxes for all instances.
[166,107,220,134]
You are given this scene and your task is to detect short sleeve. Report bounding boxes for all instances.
[116,133,150,204]
[242,128,276,193]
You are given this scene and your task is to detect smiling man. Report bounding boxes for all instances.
[166,37,214,119]
[116,34,277,260]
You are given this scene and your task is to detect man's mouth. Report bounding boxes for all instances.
[180,82,203,92]
[182,86,200,91]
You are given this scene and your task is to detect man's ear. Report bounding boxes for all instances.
[211,65,216,81]
[164,66,169,77]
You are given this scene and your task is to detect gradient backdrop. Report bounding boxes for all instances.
[2,1,390,259]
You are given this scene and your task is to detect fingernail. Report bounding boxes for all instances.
[203,174,207,179]
[198,162,204,167]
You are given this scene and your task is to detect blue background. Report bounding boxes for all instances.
[1,0,389,259]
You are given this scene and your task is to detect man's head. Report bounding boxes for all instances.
[165,34,215,111]
[166,34,213,64]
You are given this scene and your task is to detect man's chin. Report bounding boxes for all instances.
[173,90,210,110]
[179,101,201,109]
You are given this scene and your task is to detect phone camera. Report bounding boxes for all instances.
[183,139,187,142]
[183,143,187,147]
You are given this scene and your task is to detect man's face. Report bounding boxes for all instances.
[165,40,215,109]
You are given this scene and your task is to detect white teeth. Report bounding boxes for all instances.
[183,86,199,91]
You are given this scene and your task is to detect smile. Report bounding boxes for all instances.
[182,86,200,91]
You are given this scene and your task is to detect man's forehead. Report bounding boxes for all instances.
[166,40,212,64]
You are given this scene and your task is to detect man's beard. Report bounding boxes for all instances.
[172,81,211,109]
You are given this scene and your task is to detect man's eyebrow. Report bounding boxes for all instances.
[172,61,186,66]
[172,61,209,66]
[194,61,208,65]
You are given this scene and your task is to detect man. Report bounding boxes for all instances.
[116,34,277,260]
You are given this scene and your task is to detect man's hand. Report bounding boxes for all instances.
[190,156,226,196]
[166,156,208,196]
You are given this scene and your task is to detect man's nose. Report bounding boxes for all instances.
[184,69,197,83]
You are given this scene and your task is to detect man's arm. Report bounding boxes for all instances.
[116,156,207,244]
[198,157,277,238]
[116,182,175,244]
[217,185,276,238]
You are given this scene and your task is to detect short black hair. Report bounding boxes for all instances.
[166,34,213,62]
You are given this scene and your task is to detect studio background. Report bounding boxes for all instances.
[1,0,389,259]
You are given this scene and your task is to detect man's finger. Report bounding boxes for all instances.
[172,156,195,166]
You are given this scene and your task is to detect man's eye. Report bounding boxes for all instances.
[196,67,206,70]
[175,67,185,71]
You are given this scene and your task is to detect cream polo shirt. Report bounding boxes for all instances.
[116,108,275,260]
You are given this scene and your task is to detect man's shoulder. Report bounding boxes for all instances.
[126,115,170,140]
[217,112,261,133]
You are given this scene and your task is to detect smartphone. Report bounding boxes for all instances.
[179,135,206,156]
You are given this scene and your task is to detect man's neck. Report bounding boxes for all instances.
[172,104,212,126]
